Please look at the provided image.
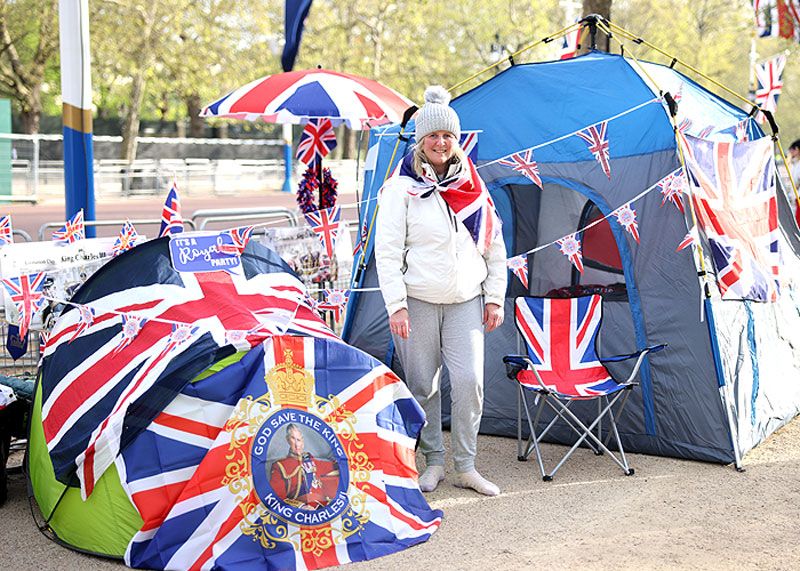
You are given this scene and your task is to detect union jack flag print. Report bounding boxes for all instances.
[52,209,85,244]
[0,215,13,246]
[112,220,139,257]
[682,134,781,301]
[40,239,335,499]
[159,183,183,237]
[755,53,786,123]
[507,255,529,289]
[296,118,337,167]
[1,272,47,339]
[514,295,617,398]
[118,335,442,570]
[459,131,479,162]
[556,233,584,273]
[218,225,255,256]
[398,153,501,255]
[499,148,542,187]
[304,205,341,259]
[576,121,611,179]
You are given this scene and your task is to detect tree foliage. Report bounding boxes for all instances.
[3,0,800,150]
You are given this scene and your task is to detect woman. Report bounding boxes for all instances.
[375,86,507,496]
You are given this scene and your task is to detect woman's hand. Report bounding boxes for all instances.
[483,303,504,333]
[389,308,410,339]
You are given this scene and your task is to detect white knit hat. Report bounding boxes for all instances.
[414,86,461,142]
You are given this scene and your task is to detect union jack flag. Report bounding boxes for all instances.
[556,233,584,273]
[499,148,542,187]
[755,53,786,123]
[296,118,337,167]
[0,215,13,246]
[577,121,611,179]
[735,119,750,142]
[676,228,697,252]
[459,131,479,162]
[352,217,369,258]
[318,288,350,322]
[697,125,715,139]
[52,209,85,244]
[112,220,139,257]
[677,117,692,135]
[304,205,341,259]
[1,272,47,339]
[614,203,640,243]
[658,168,686,213]
[682,134,781,301]
[218,225,255,256]
[514,295,617,397]
[159,182,183,237]
[507,255,529,289]
[559,26,581,60]
[118,335,442,570]
[398,153,501,255]
[40,240,335,499]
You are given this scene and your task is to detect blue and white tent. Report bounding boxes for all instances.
[343,51,800,467]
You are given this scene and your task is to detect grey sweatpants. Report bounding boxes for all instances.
[392,296,484,473]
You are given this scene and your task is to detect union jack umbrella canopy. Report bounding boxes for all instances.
[200,69,414,130]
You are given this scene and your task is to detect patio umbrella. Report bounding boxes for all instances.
[200,68,414,129]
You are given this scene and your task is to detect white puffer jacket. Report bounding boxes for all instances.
[375,161,507,316]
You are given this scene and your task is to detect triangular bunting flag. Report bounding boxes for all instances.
[506,255,529,289]
[658,168,686,214]
[614,203,640,243]
[304,205,341,259]
[68,305,96,343]
[556,233,584,273]
[318,288,350,322]
[498,149,542,187]
[676,227,697,252]
[113,314,148,356]
[576,121,611,179]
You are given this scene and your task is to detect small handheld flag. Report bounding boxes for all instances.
[159,182,183,237]
[52,209,86,244]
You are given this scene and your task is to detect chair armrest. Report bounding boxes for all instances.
[601,344,667,384]
[503,355,531,380]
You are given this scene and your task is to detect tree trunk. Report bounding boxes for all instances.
[19,85,41,133]
[186,94,205,138]
[120,71,146,162]
[580,0,612,53]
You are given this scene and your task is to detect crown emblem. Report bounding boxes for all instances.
[265,349,315,409]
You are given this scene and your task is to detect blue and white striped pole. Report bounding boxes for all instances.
[282,123,293,193]
[59,0,95,236]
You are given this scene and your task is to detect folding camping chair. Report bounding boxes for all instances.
[503,295,665,481]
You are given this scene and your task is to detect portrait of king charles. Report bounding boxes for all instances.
[269,423,341,510]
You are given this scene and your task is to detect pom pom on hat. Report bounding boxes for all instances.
[423,85,452,106]
[415,85,461,142]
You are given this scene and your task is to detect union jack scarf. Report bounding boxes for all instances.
[397,153,501,255]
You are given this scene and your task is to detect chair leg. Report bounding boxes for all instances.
[539,392,633,479]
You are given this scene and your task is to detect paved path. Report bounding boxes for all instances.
[3,420,800,570]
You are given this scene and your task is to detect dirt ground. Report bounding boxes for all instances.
[3,420,800,571]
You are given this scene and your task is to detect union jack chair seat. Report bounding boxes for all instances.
[503,295,665,481]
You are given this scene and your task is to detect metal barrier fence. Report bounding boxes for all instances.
[0,133,289,201]
[0,208,357,372]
